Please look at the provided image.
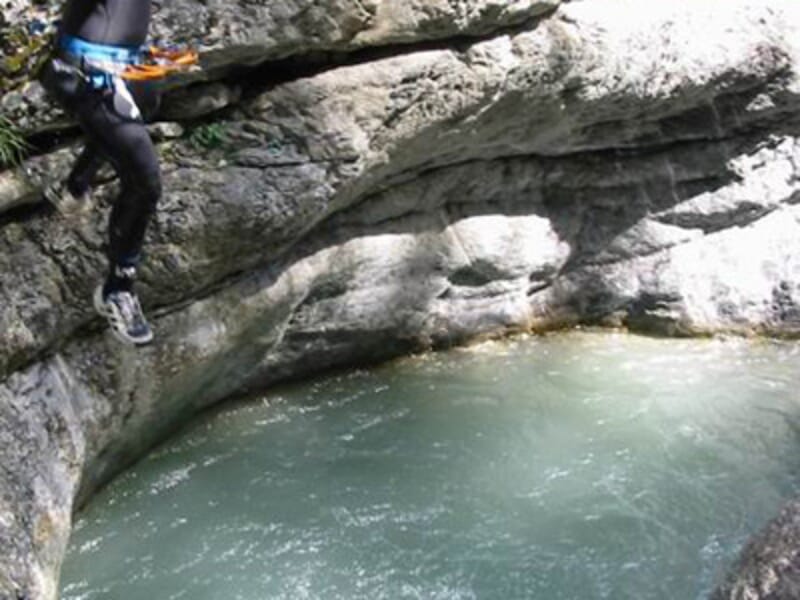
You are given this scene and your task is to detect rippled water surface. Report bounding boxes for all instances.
[61,332,800,600]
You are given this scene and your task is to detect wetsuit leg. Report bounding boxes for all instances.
[71,90,161,271]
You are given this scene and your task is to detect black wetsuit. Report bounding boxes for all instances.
[42,0,160,282]
[62,0,151,47]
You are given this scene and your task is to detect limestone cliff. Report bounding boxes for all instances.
[1,1,800,598]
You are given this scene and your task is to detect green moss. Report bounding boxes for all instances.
[188,122,228,151]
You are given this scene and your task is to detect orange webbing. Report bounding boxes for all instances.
[121,46,199,81]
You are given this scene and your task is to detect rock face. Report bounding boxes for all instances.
[1,1,800,598]
[712,500,800,600]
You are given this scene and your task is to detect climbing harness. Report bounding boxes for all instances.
[60,34,141,84]
[52,34,198,120]
[59,33,198,87]
[123,46,199,81]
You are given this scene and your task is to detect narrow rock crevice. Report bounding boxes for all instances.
[220,8,561,102]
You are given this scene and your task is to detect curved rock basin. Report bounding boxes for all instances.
[60,332,800,599]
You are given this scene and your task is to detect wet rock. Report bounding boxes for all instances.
[712,500,800,600]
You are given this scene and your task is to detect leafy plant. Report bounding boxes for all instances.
[188,122,228,151]
[0,115,29,168]
[0,22,55,93]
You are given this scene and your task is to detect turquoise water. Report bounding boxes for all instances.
[60,332,800,600]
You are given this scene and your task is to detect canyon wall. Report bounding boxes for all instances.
[1,1,800,598]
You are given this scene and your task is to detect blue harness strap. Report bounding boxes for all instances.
[60,34,142,64]
[59,34,143,89]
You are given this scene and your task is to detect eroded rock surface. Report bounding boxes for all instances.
[1,1,800,598]
[712,500,800,600]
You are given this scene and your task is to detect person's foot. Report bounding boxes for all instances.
[43,181,92,218]
[93,284,154,346]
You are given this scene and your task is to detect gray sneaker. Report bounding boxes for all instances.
[93,285,154,346]
[44,181,92,218]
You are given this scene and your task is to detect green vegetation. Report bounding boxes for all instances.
[188,122,228,151]
[0,115,29,168]
[0,23,54,94]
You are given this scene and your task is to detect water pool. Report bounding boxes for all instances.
[60,332,800,600]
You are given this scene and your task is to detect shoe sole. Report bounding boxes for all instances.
[93,286,154,347]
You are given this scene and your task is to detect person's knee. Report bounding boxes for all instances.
[144,173,162,207]
[118,124,162,211]
[129,171,161,212]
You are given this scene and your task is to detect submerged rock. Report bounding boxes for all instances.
[0,0,800,598]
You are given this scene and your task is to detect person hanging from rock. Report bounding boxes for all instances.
[39,0,195,346]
